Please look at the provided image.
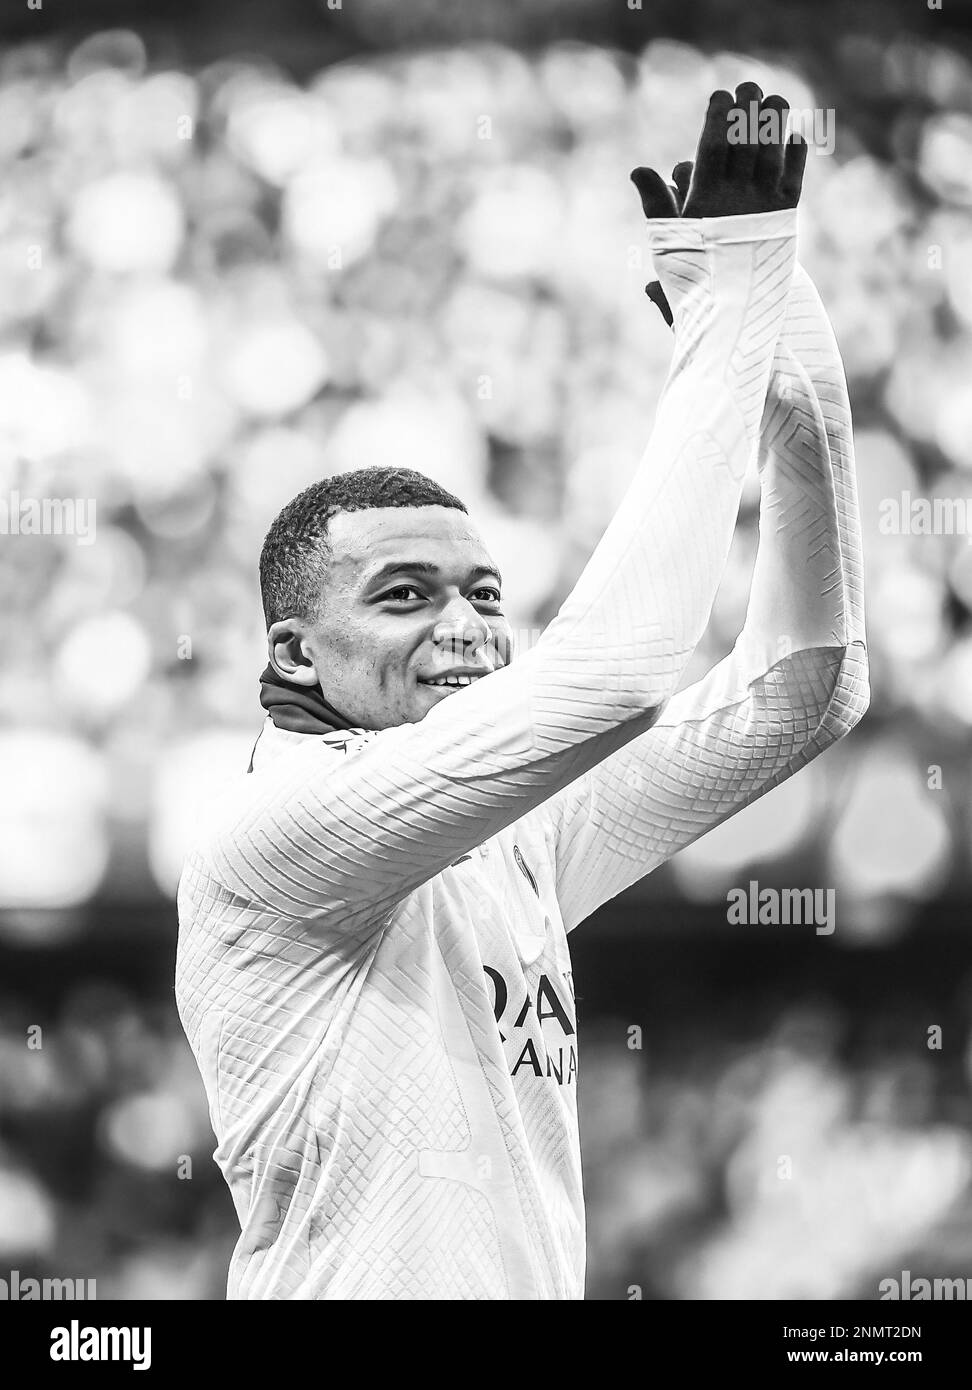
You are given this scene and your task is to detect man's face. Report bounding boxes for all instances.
[275,506,511,730]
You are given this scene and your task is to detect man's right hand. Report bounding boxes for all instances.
[631,82,808,221]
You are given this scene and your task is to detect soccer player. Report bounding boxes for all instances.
[176,82,868,1299]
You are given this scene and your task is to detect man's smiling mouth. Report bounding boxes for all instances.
[419,672,489,689]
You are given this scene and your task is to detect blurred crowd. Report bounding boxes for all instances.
[2,962,969,1300]
[1,23,972,1298]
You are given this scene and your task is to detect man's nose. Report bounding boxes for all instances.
[432,599,491,657]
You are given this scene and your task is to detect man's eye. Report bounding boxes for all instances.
[383,586,423,603]
[471,587,502,604]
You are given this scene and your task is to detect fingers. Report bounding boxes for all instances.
[671,161,693,212]
[755,93,789,190]
[734,79,764,104]
[630,166,679,219]
[693,89,734,184]
[641,82,805,223]
[727,81,763,181]
[780,132,808,208]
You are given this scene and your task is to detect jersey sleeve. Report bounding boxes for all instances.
[539,264,869,933]
[199,211,798,934]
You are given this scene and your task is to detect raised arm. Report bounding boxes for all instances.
[197,92,804,935]
[541,261,869,933]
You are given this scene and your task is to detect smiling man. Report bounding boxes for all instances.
[256,471,510,734]
[176,83,868,1300]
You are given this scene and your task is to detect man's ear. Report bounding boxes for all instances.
[267,620,320,687]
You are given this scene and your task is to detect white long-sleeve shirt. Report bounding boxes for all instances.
[175,208,868,1299]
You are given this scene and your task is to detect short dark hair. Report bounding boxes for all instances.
[259,466,468,628]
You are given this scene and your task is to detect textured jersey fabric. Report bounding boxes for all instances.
[175,209,868,1299]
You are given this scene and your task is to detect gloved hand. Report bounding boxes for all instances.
[631,81,808,326]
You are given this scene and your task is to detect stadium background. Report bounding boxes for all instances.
[2,0,972,1299]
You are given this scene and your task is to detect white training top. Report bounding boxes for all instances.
[176,208,868,1299]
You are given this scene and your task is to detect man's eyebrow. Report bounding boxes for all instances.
[363,560,503,589]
